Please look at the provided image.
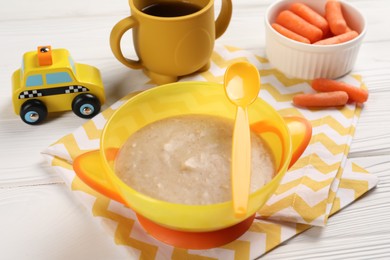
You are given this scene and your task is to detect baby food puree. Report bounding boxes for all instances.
[115,114,275,205]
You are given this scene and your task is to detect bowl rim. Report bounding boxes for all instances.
[99,81,293,231]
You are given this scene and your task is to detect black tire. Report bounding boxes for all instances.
[20,99,48,125]
[72,93,101,119]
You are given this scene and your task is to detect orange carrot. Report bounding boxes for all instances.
[276,10,323,43]
[293,91,349,107]
[312,78,368,103]
[289,3,330,36]
[325,1,349,35]
[313,30,359,45]
[272,23,311,44]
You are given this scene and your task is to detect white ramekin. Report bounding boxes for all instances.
[264,0,366,79]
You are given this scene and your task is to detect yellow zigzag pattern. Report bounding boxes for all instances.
[82,120,102,140]
[51,156,251,260]
[55,134,84,160]
[277,108,303,117]
[92,199,159,259]
[259,69,311,87]
[249,221,282,252]
[199,71,224,83]
[45,45,375,259]
[339,178,369,199]
[309,133,350,155]
[221,240,251,260]
[330,197,341,215]
[50,155,74,170]
[223,45,269,64]
[224,45,243,52]
[81,92,142,140]
[260,194,328,223]
[275,176,335,194]
[272,161,371,223]
[51,107,117,156]
[263,163,344,223]
[172,249,216,260]
[352,162,369,173]
[324,167,344,222]
[296,223,311,234]
[330,163,370,216]
[261,83,296,102]
[172,240,252,260]
[51,155,164,259]
[200,49,270,82]
[70,172,160,259]
[148,90,229,113]
[211,52,247,68]
[310,116,357,135]
[290,153,341,174]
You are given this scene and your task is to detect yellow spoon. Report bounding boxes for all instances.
[224,61,261,218]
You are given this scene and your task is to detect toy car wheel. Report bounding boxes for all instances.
[20,99,48,125]
[72,93,101,119]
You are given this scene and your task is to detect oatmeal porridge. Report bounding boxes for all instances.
[115,114,275,205]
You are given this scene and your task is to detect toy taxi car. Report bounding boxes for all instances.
[12,46,105,125]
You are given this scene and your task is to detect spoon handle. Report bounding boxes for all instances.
[231,106,251,218]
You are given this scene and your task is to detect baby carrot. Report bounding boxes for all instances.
[289,3,330,36]
[276,10,323,43]
[312,78,368,103]
[272,23,310,44]
[325,1,349,35]
[314,30,359,45]
[293,91,349,107]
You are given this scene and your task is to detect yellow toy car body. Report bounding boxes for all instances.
[12,46,105,124]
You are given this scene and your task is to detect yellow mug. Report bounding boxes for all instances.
[110,0,232,84]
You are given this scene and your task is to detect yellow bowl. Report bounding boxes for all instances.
[74,81,311,232]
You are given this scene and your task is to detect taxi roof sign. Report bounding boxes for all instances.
[37,46,53,66]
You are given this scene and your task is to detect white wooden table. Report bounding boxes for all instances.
[1,0,389,259]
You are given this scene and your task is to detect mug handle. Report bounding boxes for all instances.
[110,16,143,69]
[215,0,233,39]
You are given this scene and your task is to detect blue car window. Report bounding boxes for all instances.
[68,56,77,75]
[46,72,73,85]
[26,74,43,87]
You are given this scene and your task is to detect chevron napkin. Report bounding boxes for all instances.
[43,44,378,259]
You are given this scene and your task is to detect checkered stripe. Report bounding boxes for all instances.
[19,90,42,99]
[18,85,90,99]
[65,85,88,94]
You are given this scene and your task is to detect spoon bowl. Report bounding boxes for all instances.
[224,61,261,217]
[225,62,261,106]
